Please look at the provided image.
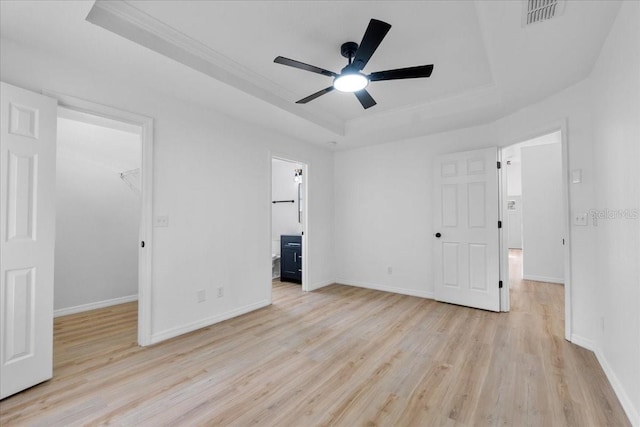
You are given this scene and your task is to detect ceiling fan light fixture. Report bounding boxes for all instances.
[333,73,368,93]
[274,19,433,108]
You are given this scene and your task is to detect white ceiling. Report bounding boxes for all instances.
[0,1,622,150]
[125,1,493,119]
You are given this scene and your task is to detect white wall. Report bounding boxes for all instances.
[0,38,335,343]
[271,158,303,254]
[505,151,523,249]
[505,160,522,196]
[590,1,640,424]
[520,143,564,283]
[504,131,565,252]
[335,69,597,345]
[506,195,522,249]
[55,118,140,312]
[334,123,498,297]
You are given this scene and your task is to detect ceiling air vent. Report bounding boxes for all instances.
[522,0,565,26]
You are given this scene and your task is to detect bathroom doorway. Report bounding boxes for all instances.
[270,156,307,293]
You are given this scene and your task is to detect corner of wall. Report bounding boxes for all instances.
[150,299,271,344]
[594,347,640,426]
[307,280,335,292]
[570,334,639,426]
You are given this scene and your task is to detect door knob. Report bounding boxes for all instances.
[435,232,442,238]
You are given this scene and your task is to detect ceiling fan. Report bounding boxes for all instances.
[274,19,434,109]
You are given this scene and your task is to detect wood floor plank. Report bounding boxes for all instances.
[0,251,631,426]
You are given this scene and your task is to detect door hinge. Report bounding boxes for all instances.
[499,280,503,289]
[497,161,501,169]
[498,221,502,229]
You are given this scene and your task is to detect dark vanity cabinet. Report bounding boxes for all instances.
[280,235,302,283]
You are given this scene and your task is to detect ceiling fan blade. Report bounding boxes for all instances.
[369,64,434,82]
[296,86,335,104]
[354,89,377,109]
[352,19,392,71]
[274,56,337,77]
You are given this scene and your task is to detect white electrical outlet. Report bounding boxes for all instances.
[197,289,206,303]
[154,215,169,227]
[387,266,393,275]
[574,213,588,226]
[217,287,224,298]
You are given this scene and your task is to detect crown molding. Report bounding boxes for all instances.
[85,1,505,146]
[86,0,345,135]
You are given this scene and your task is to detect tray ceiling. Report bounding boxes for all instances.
[0,1,623,149]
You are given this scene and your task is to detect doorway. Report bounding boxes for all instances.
[0,84,154,398]
[46,91,154,346]
[54,107,141,322]
[501,128,572,339]
[270,156,308,295]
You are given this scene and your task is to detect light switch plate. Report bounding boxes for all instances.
[574,213,588,226]
[571,169,582,184]
[154,215,169,227]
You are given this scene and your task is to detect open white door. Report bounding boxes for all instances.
[1,82,57,399]
[433,147,500,312]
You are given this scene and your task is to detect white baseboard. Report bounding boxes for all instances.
[570,333,596,352]
[336,279,434,299]
[150,299,271,344]
[572,334,639,426]
[523,274,564,284]
[54,294,138,317]
[594,347,640,427]
[307,279,334,292]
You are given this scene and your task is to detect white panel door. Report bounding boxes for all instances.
[1,82,57,399]
[433,147,500,311]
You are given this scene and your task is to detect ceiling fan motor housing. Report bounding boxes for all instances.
[340,42,359,59]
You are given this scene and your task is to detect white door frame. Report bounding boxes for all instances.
[269,153,309,297]
[42,91,154,346]
[499,119,572,341]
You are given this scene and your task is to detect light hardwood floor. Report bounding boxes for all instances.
[0,250,630,426]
